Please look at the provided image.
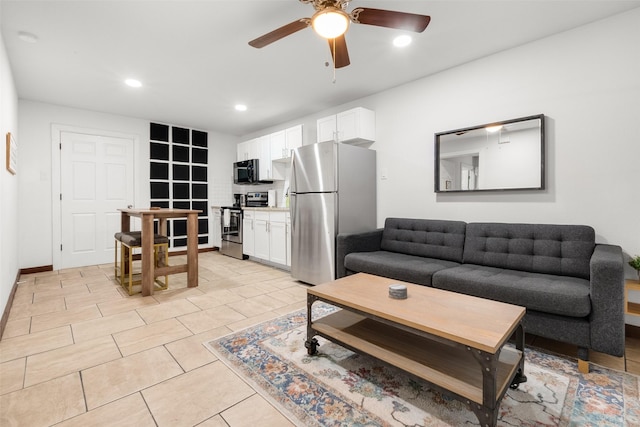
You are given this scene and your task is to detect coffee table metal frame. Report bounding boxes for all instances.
[305,283,527,427]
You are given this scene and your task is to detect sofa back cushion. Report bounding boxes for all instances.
[380,218,466,263]
[463,223,595,279]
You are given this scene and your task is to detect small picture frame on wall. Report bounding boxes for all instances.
[6,132,17,175]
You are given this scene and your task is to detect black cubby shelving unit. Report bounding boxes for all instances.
[150,123,209,249]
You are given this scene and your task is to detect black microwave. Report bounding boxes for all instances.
[233,159,259,184]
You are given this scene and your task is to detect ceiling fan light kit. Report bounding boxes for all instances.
[312,7,350,39]
[248,0,431,68]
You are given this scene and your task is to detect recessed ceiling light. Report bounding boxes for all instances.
[17,31,38,43]
[235,104,248,112]
[125,78,142,88]
[393,35,412,48]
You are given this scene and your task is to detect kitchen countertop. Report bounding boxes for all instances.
[250,207,289,212]
[211,206,289,212]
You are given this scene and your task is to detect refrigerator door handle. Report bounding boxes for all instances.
[290,194,296,232]
[290,150,296,194]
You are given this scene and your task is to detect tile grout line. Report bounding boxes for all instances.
[139,390,160,426]
[20,356,27,392]
[79,370,89,415]
[163,342,187,374]
[111,333,124,359]
[218,393,259,426]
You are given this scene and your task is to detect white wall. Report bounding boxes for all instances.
[18,101,237,269]
[0,20,19,325]
[371,7,640,261]
[208,129,238,209]
[243,9,640,265]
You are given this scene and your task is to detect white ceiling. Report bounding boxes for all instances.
[2,0,639,136]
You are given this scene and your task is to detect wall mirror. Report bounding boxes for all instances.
[434,114,545,193]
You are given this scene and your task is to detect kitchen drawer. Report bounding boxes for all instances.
[255,211,270,221]
[243,209,255,219]
[270,211,286,222]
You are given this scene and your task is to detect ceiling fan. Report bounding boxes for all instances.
[248,0,431,68]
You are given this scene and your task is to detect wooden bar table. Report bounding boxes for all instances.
[119,208,201,296]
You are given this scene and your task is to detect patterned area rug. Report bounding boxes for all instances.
[205,305,640,426]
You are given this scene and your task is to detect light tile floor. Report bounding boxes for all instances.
[0,251,638,426]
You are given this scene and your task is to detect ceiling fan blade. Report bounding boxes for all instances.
[351,8,431,33]
[328,35,350,68]
[249,19,309,48]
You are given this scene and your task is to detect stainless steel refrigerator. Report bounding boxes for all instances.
[290,141,376,285]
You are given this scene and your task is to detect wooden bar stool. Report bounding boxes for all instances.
[114,231,169,295]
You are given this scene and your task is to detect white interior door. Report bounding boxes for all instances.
[59,131,134,269]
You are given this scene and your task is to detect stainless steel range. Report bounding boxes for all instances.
[220,192,269,260]
[245,192,268,207]
[220,206,244,259]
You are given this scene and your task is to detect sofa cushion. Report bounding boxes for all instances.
[380,218,466,263]
[463,223,595,280]
[432,264,591,317]
[344,251,461,286]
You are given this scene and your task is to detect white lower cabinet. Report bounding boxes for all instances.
[254,211,270,260]
[269,212,287,266]
[286,213,291,267]
[243,209,290,267]
[212,208,222,248]
[242,209,255,256]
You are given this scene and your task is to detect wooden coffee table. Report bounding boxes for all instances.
[305,273,526,427]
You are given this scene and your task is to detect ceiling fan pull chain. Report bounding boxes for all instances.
[332,38,337,83]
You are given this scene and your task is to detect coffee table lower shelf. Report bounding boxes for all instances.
[307,309,523,425]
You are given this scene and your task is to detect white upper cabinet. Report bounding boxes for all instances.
[271,125,303,162]
[236,138,259,161]
[236,136,271,179]
[237,125,303,180]
[257,135,271,180]
[271,125,303,181]
[237,140,249,161]
[338,107,375,143]
[270,130,286,162]
[317,107,375,144]
[285,125,303,152]
[317,115,337,143]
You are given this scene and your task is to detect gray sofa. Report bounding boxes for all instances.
[336,218,625,365]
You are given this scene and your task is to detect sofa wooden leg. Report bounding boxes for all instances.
[578,359,590,374]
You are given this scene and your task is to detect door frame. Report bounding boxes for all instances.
[51,124,139,270]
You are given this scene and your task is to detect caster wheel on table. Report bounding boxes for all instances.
[305,337,319,355]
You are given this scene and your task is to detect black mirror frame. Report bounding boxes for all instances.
[434,114,545,193]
